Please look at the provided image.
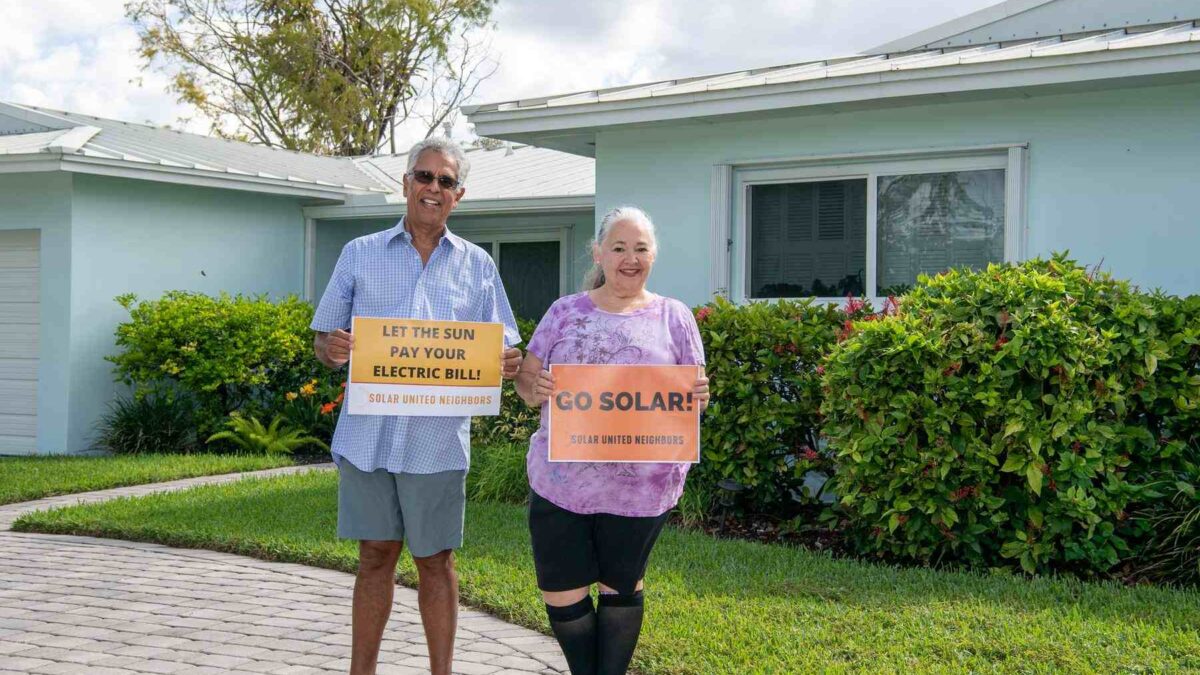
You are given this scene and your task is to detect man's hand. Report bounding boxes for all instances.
[315,329,354,368]
[501,347,523,380]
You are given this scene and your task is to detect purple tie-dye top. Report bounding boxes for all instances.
[524,291,706,517]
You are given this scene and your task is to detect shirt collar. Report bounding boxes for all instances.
[387,217,464,251]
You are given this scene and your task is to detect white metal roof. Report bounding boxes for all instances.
[467,21,1199,116]
[357,144,594,201]
[0,102,391,194]
[465,20,1200,156]
[0,103,595,205]
[0,129,74,155]
[869,0,1200,54]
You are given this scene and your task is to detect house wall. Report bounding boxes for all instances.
[66,175,308,452]
[313,210,595,311]
[0,171,73,454]
[595,80,1200,307]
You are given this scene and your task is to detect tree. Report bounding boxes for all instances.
[127,0,497,156]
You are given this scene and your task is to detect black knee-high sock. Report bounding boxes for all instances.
[546,595,598,675]
[596,590,644,675]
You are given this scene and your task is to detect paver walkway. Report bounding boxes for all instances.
[0,466,567,674]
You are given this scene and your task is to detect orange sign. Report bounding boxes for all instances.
[548,364,701,463]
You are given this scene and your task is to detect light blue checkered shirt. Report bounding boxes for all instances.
[311,219,520,474]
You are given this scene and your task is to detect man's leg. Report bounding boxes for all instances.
[351,540,403,675]
[413,549,458,675]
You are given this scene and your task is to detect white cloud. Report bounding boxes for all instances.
[0,0,199,131]
[0,0,1002,148]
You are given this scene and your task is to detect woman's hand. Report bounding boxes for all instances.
[692,370,710,413]
[515,352,554,408]
[530,370,556,407]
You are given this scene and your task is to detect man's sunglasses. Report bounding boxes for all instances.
[408,169,461,190]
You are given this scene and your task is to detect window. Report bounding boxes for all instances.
[474,240,562,320]
[749,179,866,298]
[723,146,1026,302]
[876,169,1005,295]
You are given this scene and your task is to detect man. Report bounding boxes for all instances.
[311,137,522,675]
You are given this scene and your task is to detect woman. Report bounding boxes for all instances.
[515,206,709,675]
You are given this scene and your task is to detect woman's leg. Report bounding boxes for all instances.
[593,507,670,675]
[529,492,600,675]
[543,586,598,675]
[595,580,645,675]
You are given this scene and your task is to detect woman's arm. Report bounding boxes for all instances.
[515,351,556,408]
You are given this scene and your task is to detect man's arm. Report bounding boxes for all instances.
[314,329,354,368]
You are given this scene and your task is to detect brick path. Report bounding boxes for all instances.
[0,466,566,674]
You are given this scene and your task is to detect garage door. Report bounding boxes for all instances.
[0,230,38,454]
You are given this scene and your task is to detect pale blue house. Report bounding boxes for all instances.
[465,0,1200,307]
[0,104,593,454]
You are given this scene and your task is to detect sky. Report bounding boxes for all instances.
[0,0,1000,149]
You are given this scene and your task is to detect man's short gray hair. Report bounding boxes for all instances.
[405,136,471,186]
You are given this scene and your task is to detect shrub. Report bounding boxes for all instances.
[822,254,1199,575]
[466,443,528,504]
[108,292,316,436]
[94,393,199,454]
[691,295,847,519]
[205,413,329,455]
[472,317,540,447]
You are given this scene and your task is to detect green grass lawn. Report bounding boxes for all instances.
[13,470,1200,674]
[0,453,296,505]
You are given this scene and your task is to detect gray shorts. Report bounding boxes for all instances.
[337,461,467,558]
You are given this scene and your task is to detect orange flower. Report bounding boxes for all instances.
[334,392,345,404]
[320,402,336,415]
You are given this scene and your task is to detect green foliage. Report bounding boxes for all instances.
[1130,479,1200,586]
[108,291,317,437]
[126,0,497,155]
[206,413,329,456]
[675,479,717,529]
[472,317,540,447]
[465,444,528,504]
[822,254,1200,575]
[94,392,198,455]
[268,375,345,446]
[691,295,847,518]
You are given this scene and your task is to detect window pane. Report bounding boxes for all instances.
[749,179,866,298]
[877,169,1005,294]
[499,241,560,320]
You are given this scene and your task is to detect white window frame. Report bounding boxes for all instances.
[711,143,1028,305]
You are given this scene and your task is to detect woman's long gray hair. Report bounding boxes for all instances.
[582,206,658,291]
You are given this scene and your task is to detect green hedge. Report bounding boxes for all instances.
[821,254,1200,575]
[107,291,338,445]
[689,296,846,517]
[105,263,1200,583]
[471,317,540,447]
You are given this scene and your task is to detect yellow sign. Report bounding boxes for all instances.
[347,317,503,416]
